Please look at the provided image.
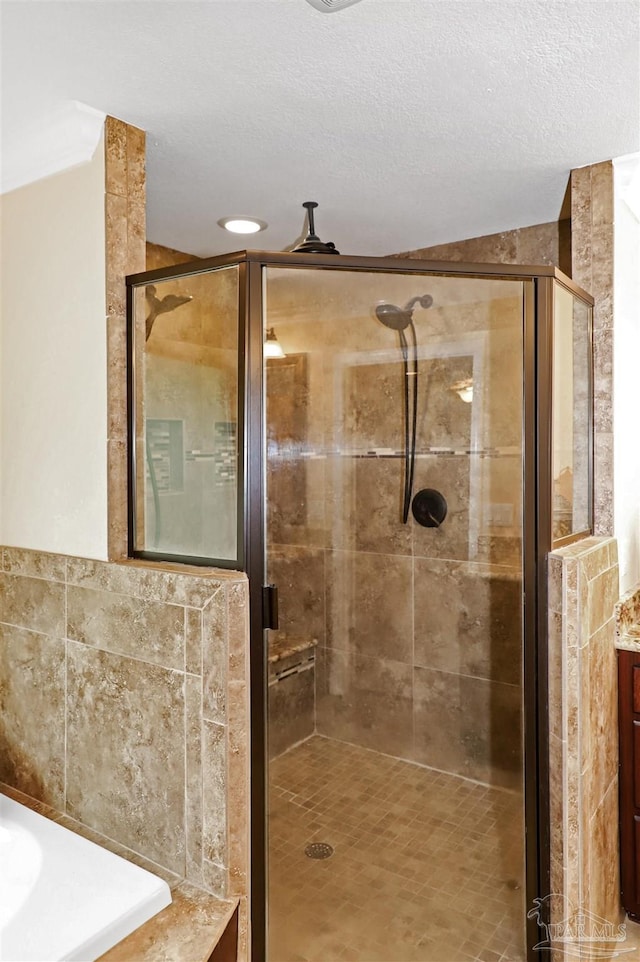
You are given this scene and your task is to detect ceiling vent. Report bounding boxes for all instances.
[304,0,365,12]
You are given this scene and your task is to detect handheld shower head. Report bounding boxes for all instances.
[373,292,434,524]
[374,294,433,331]
[375,302,413,331]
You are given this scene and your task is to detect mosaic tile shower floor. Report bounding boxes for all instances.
[268,736,525,962]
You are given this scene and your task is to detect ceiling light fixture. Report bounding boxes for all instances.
[264,328,285,359]
[304,0,365,11]
[450,378,474,404]
[218,217,267,234]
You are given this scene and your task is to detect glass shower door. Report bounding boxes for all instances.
[264,267,528,961]
[129,264,243,566]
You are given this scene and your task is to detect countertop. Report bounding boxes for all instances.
[616,624,640,653]
[616,587,640,653]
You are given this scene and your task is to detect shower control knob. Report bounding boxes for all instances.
[411,489,448,528]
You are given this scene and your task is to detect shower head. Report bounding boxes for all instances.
[145,285,193,340]
[375,303,413,331]
[374,294,433,525]
[374,294,433,331]
[290,202,340,255]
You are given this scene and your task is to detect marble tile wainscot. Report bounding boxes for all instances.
[0,546,250,961]
[547,536,623,960]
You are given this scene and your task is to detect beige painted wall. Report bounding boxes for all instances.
[613,155,640,594]
[0,136,108,559]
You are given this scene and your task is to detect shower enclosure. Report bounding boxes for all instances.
[126,252,593,962]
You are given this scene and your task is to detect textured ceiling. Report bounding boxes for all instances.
[2,0,639,257]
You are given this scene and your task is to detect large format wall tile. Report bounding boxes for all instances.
[0,546,250,906]
[343,361,404,452]
[353,459,412,555]
[0,572,65,636]
[268,458,317,548]
[411,456,471,562]
[413,666,522,787]
[394,221,563,268]
[66,641,186,874]
[0,624,65,808]
[269,546,326,645]
[316,647,413,759]
[414,559,522,686]
[326,551,412,663]
[67,585,185,670]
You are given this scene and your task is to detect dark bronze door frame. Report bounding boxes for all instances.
[245,257,589,962]
[126,251,594,962]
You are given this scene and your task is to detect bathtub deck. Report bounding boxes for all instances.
[0,794,172,962]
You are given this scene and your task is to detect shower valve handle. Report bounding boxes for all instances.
[411,489,448,528]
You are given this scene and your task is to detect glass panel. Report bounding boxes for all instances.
[132,265,240,563]
[264,268,527,960]
[552,283,592,543]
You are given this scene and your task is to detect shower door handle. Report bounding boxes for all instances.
[262,584,279,630]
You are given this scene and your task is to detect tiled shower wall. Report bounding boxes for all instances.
[570,161,614,537]
[0,547,249,910]
[394,218,571,273]
[267,277,524,789]
[547,537,622,945]
[398,166,615,538]
[398,167,622,925]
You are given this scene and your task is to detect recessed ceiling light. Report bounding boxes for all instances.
[218,217,267,234]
